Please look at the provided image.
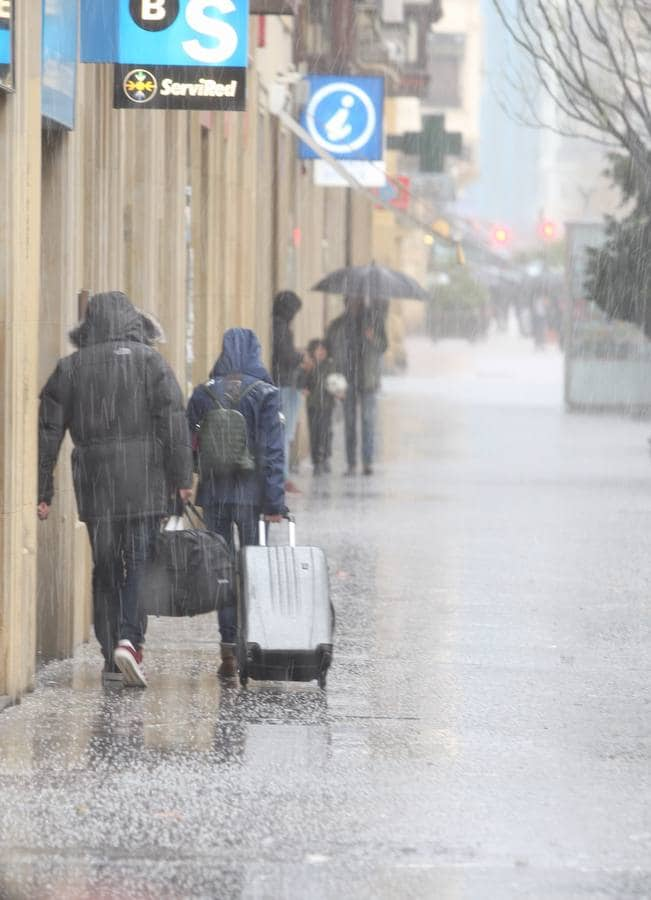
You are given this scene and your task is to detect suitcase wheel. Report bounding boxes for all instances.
[318,648,332,690]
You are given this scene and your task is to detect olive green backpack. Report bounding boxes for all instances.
[198,380,261,478]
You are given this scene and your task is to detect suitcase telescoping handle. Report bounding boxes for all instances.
[258,514,296,548]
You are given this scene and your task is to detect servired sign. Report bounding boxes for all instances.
[113,64,245,110]
[81,0,248,110]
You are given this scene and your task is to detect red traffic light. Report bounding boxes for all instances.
[539,220,557,241]
[492,225,511,246]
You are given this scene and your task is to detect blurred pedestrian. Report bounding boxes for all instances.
[531,295,548,349]
[271,290,304,492]
[300,338,341,475]
[326,297,388,475]
[187,328,286,678]
[38,291,193,687]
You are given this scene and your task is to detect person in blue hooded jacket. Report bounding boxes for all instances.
[187,328,286,677]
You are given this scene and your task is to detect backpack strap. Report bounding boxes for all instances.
[237,379,263,404]
[203,382,225,410]
[204,377,262,411]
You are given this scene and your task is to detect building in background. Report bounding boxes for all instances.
[423,0,482,188]
[2,2,378,705]
[461,0,617,247]
[457,0,542,241]
[536,84,619,232]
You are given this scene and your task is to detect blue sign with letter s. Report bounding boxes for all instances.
[0,30,9,66]
[0,0,10,67]
[120,0,248,66]
[81,0,248,68]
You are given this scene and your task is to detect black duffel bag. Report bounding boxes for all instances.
[141,502,233,617]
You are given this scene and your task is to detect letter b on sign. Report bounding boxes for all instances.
[130,0,179,31]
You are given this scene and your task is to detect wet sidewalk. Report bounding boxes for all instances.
[1,334,650,899]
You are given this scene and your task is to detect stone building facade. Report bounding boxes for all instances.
[0,7,375,705]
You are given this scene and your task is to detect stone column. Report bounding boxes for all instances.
[0,1,42,703]
[37,121,91,664]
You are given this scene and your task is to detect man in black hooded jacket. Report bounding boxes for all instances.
[38,292,193,687]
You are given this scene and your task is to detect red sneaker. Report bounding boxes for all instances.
[113,640,147,688]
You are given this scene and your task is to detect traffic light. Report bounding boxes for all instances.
[491,224,511,246]
[539,220,557,241]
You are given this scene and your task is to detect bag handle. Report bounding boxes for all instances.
[258,514,296,548]
[169,496,206,529]
[184,500,206,528]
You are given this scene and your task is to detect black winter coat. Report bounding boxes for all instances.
[271,290,303,386]
[38,292,193,522]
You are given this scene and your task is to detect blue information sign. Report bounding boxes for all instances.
[42,0,78,128]
[299,76,384,162]
[81,0,248,68]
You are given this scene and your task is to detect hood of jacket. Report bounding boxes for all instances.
[69,291,165,348]
[210,328,272,383]
[272,290,302,322]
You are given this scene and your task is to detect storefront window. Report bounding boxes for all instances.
[428,32,465,109]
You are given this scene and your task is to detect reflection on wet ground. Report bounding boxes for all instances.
[1,336,650,899]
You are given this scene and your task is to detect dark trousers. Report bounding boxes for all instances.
[343,389,377,468]
[203,503,259,644]
[86,516,159,665]
[307,404,333,465]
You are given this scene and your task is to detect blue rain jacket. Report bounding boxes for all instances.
[187,329,286,514]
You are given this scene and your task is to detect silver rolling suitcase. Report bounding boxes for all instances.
[236,516,334,689]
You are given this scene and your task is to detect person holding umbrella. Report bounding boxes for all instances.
[314,262,428,476]
[312,262,430,475]
[326,296,388,476]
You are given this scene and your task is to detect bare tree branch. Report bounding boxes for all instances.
[491,0,651,179]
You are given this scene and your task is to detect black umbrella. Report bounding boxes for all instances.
[312,262,429,303]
